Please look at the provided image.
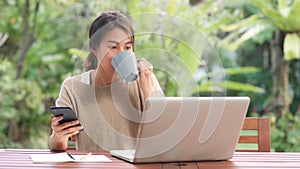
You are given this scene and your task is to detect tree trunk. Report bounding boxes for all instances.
[8,0,39,144]
[270,30,290,116]
[16,0,39,79]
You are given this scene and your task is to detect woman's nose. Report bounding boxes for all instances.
[118,47,125,53]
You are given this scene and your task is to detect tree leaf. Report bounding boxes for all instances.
[251,0,300,31]
[251,0,287,30]
[223,20,271,50]
[286,1,300,31]
[222,81,265,93]
[278,0,290,17]
[199,66,261,80]
[284,33,300,61]
[224,66,261,75]
[177,41,200,74]
[221,14,260,32]
[196,80,265,93]
[166,0,177,15]
[68,48,89,61]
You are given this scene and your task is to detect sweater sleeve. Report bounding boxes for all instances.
[55,77,76,112]
[150,73,164,97]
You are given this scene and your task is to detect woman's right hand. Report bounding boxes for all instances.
[137,58,155,99]
[50,116,83,150]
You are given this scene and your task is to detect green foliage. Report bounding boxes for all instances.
[221,0,300,60]
[126,0,240,96]
[126,2,207,96]
[0,0,93,148]
[220,0,300,116]
[269,110,300,152]
[289,60,300,113]
[1,0,299,152]
[0,60,50,148]
[251,0,300,32]
[221,18,275,50]
[195,66,265,95]
[250,0,300,61]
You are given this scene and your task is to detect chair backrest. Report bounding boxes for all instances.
[236,117,270,152]
[67,135,76,150]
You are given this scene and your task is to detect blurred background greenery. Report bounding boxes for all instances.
[1,0,300,151]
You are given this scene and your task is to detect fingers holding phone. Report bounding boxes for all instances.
[51,115,82,131]
[51,117,82,142]
[50,107,83,142]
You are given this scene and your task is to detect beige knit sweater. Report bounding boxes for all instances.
[55,70,164,150]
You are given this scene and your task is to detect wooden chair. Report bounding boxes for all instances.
[236,117,270,152]
[67,135,76,150]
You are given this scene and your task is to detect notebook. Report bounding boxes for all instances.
[30,152,112,163]
[110,97,250,163]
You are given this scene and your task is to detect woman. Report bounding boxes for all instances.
[50,11,164,151]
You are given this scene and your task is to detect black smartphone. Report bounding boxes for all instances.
[49,106,82,127]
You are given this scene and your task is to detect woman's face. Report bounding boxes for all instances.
[93,27,133,73]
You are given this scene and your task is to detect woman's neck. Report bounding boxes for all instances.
[93,67,119,86]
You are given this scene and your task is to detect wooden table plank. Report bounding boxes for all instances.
[1,149,300,169]
[162,163,181,169]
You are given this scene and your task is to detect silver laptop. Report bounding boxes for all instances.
[110,97,250,163]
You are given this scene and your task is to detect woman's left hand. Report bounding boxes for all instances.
[137,58,155,99]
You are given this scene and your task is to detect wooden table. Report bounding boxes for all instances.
[1,149,300,168]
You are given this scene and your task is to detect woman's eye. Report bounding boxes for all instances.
[109,46,117,50]
[126,46,132,50]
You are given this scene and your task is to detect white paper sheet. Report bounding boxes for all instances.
[30,152,112,163]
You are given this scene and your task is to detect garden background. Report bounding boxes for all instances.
[1,0,300,152]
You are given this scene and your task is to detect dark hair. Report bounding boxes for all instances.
[85,11,135,71]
